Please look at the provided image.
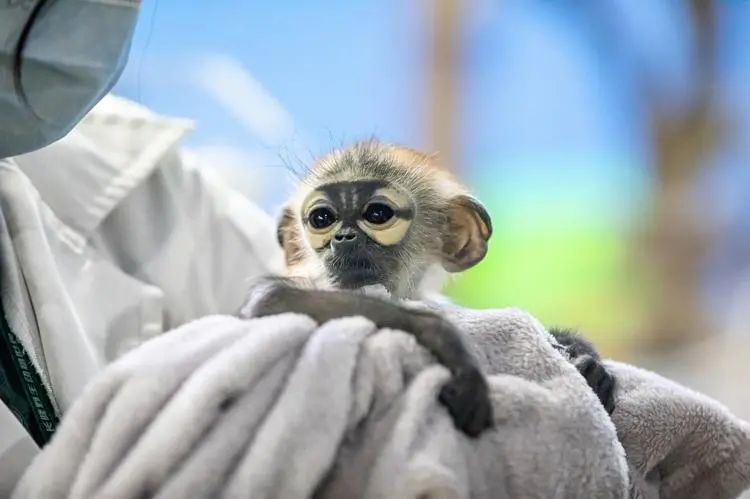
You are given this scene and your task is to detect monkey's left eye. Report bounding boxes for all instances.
[362,203,394,225]
[308,207,337,229]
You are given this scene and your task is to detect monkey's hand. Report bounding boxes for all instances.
[573,355,616,415]
[239,276,494,438]
[548,327,616,415]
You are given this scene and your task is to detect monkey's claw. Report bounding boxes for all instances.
[574,355,616,415]
[438,367,494,438]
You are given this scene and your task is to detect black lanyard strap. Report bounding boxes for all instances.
[0,211,59,446]
[0,306,59,447]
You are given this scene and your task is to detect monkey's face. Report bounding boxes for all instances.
[299,180,415,290]
[276,141,493,298]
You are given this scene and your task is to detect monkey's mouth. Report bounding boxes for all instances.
[328,257,383,289]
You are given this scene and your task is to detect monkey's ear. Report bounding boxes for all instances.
[440,195,493,272]
[276,206,304,266]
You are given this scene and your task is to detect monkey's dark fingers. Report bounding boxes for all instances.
[438,367,494,438]
[574,355,617,415]
[600,378,616,415]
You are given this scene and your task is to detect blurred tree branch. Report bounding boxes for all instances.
[644,0,723,350]
[583,0,726,350]
[425,0,462,171]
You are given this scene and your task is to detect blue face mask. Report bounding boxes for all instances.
[0,0,141,157]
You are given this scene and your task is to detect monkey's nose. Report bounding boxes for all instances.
[332,228,358,245]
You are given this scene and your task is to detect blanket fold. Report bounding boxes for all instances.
[12,305,750,499]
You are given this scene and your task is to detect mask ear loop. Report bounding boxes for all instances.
[12,0,51,118]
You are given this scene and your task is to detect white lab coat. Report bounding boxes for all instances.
[0,95,284,493]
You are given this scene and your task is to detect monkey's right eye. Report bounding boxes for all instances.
[308,207,337,230]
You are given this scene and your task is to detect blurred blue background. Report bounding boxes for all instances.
[114,0,750,401]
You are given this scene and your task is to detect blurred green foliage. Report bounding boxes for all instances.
[443,159,653,356]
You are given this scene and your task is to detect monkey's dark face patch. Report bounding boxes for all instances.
[300,180,415,290]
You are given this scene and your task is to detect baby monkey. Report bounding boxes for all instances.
[240,141,615,437]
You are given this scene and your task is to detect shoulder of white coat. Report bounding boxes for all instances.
[13,94,193,236]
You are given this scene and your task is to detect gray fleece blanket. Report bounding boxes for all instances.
[12,304,750,499]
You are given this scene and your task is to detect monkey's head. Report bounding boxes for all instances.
[277,141,492,298]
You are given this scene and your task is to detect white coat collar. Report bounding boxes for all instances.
[12,94,193,237]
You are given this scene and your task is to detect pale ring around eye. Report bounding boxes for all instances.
[357,217,411,246]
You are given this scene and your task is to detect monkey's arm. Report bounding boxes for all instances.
[240,277,492,438]
[549,327,616,415]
